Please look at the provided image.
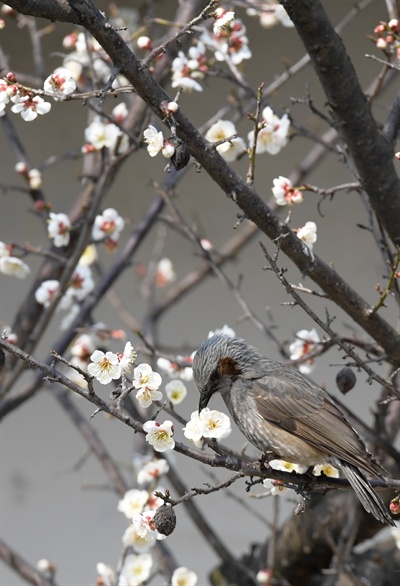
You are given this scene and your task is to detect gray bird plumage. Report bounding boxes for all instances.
[193,334,394,526]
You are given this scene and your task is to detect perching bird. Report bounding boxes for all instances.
[192,334,394,526]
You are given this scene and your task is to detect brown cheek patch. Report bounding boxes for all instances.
[218,357,241,380]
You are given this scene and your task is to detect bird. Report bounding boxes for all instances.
[192,333,395,526]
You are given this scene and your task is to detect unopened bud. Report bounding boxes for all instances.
[161,141,175,159]
[167,101,179,113]
[137,36,152,50]
[376,38,387,49]
[15,161,29,175]
[6,71,16,82]
[374,24,385,35]
[388,19,399,32]
[153,504,176,536]
[28,168,42,190]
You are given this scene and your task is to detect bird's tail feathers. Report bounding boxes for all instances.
[341,462,394,526]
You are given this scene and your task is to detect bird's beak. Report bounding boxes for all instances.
[198,389,212,412]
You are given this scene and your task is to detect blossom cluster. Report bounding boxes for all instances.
[0,241,30,279]
[263,460,339,496]
[371,19,400,56]
[289,328,321,375]
[83,112,129,155]
[0,67,77,121]
[109,453,198,584]
[183,407,232,448]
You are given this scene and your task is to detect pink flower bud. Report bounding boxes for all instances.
[15,161,29,175]
[167,101,179,113]
[137,36,152,50]
[376,38,387,49]
[388,19,399,32]
[374,24,385,35]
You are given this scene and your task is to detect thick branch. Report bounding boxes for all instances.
[282,0,400,247]
[4,0,80,23]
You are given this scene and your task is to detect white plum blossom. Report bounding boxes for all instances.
[199,408,232,439]
[275,5,294,28]
[119,553,153,586]
[111,102,128,122]
[122,523,154,553]
[68,331,95,369]
[84,116,129,153]
[171,42,207,93]
[155,258,176,287]
[0,256,30,278]
[43,67,76,96]
[142,126,175,159]
[205,120,245,162]
[145,488,164,511]
[183,411,205,448]
[171,567,198,586]
[92,208,125,244]
[87,350,122,384]
[213,9,235,36]
[35,280,59,307]
[272,176,303,205]
[157,357,193,381]
[202,15,252,65]
[269,459,309,474]
[184,408,231,447]
[165,380,187,405]
[66,264,95,302]
[133,364,163,408]
[132,511,165,544]
[143,125,164,157]
[248,106,290,155]
[289,328,321,375]
[143,420,175,452]
[119,341,137,374]
[118,489,149,519]
[0,80,10,114]
[0,241,10,257]
[171,75,203,93]
[312,463,340,478]
[10,94,51,121]
[296,221,317,252]
[137,458,170,486]
[96,563,115,586]
[262,478,288,496]
[47,212,71,247]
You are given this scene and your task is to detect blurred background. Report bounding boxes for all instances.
[1,1,398,584]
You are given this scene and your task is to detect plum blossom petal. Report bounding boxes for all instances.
[87,350,122,384]
[143,420,175,452]
[0,256,30,278]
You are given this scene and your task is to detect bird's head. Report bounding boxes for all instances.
[192,334,263,411]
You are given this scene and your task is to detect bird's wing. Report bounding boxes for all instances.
[251,371,382,476]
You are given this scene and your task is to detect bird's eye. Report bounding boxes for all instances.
[210,368,219,382]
